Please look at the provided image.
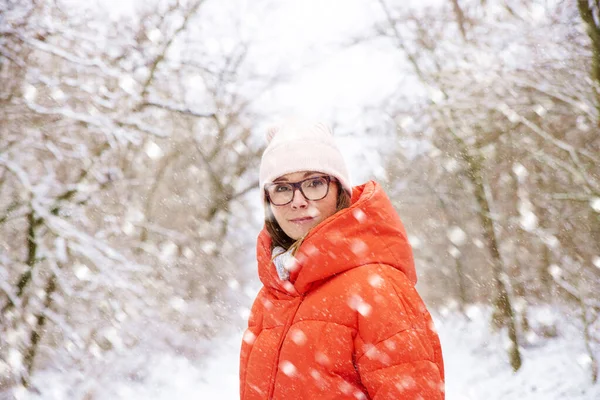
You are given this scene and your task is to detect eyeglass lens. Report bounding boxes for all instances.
[267,177,329,205]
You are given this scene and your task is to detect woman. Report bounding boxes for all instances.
[239,119,444,399]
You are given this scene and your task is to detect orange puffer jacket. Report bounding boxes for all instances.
[240,181,444,399]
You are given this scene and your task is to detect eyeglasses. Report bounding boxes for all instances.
[265,176,334,206]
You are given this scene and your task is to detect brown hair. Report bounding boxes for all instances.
[264,180,351,253]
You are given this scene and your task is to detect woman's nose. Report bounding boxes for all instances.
[290,188,308,208]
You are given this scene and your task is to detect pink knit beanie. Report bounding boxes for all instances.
[259,118,352,199]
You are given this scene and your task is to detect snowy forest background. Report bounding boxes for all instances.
[1,0,599,398]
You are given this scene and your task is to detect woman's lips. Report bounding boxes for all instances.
[289,217,315,224]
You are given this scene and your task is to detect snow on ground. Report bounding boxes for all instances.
[19,306,600,399]
[18,331,242,400]
[439,306,599,400]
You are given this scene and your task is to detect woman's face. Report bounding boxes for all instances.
[268,171,339,240]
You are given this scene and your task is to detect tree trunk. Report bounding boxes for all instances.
[2,209,38,314]
[578,0,600,124]
[454,257,469,315]
[507,150,530,336]
[21,273,57,388]
[580,297,599,383]
[460,145,523,371]
[449,0,468,41]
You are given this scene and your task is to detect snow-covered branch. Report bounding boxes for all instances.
[498,103,599,165]
[17,33,121,78]
[25,102,168,138]
[0,155,33,192]
[140,99,216,119]
[498,103,600,193]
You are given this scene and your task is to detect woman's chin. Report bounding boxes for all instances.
[285,226,312,240]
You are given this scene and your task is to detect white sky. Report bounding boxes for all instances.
[84,0,409,119]
[72,0,426,184]
[244,0,400,116]
[230,0,410,183]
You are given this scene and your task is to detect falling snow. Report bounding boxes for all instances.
[279,360,297,377]
[2,0,598,399]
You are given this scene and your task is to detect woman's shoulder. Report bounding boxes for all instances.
[334,262,414,287]
[312,262,416,304]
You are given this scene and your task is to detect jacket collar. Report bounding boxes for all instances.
[256,180,417,297]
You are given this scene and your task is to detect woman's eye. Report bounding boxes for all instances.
[308,178,324,187]
[275,185,290,192]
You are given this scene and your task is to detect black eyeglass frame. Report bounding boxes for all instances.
[265,175,334,206]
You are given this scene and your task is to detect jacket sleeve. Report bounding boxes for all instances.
[353,265,444,400]
[239,288,265,400]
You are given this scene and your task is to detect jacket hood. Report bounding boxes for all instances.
[256,180,416,297]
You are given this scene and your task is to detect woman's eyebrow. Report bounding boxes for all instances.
[274,172,321,182]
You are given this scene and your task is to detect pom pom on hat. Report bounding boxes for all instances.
[266,125,279,143]
[259,118,352,199]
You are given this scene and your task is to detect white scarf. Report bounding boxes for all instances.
[272,246,295,281]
